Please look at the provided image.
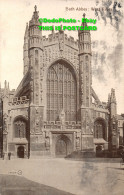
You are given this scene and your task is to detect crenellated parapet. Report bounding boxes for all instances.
[43,121,81,130]
[42,32,78,49]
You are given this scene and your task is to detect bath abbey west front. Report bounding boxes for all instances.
[0,7,118,158]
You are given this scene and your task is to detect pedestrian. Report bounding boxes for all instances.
[8,152,11,160]
[2,152,5,160]
[121,149,124,163]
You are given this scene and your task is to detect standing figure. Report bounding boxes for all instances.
[121,149,124,162]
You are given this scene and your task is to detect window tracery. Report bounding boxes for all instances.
[47,63,77,121]
[14,120,26,138]
[94,120,105,139]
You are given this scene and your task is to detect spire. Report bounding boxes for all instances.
[29,5,39,27]
[78,13,91,55]
[34,5,37,12]
[28,6,43,51]
[32,5,39,21]
[3,80,10,96]
[78,13,88,35]
[111,88,116,103]
[81,13,88,27]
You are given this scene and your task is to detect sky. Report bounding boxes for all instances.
[0,0,124,114]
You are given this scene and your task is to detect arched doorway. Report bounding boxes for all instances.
[96,145,103,157]
[55,135,72,157]
[56,139,67,156]
[17,146,24,158]
[96,145,102,152]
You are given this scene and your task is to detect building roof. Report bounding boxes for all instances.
[117,114,124,120]
[14,70,30,98]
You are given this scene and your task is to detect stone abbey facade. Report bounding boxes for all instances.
[0,7,119,158]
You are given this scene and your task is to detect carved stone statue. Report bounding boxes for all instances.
[59,40,64,51]
[4,118,7,131]
[59,109,65,129]
[76,137,80,149]
[45,137,50,150]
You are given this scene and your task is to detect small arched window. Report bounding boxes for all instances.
[85,56,89,61]
[35,50,38,56]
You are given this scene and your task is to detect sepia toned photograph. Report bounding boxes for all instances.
[0,0,124,194]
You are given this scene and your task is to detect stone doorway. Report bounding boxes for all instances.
[56,139,67,156]
[55,135,72,157]
[17,146,24,158]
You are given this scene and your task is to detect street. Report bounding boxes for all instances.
[0,158,124,195]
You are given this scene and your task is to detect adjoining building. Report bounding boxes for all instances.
[0,97,3,157]
[117,114,124,146]
[0,6,119,158]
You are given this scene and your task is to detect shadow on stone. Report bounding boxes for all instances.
[0,174,75,195]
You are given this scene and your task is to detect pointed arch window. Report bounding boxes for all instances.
[94,119,105,139]
[47,62,77,121]
[14,119,26,138]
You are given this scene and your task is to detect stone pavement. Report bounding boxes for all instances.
[0,158,124,195]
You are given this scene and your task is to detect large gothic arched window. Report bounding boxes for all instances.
[14,118,27,138]
[47,62,77,121]
[94,119,105,139]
